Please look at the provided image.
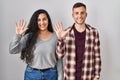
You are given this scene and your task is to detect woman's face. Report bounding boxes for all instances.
[37,13,49,31]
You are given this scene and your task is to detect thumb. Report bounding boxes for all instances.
[23,28,28,33]
[65,28,70,34]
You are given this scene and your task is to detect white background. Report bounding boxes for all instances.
[0,0,120,80]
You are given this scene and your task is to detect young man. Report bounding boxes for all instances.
[54,2,101,80]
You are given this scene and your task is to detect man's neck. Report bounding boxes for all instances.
[74,23,86,32]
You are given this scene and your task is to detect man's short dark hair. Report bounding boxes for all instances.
[72,2,86,10]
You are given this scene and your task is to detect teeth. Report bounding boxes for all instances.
[79,19,81,20]
[40,25,45,27]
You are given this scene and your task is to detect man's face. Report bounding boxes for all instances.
[72,6,87,25]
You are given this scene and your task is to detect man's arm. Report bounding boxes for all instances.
[94,30,101,79]
[56,39,66,59]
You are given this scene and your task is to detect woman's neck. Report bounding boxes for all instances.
[38,30,52,41]
[39,30,50,35]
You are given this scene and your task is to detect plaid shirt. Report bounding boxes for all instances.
[56,24,101,80]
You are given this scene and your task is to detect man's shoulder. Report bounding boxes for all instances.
[86,24,97,31]
[86,24,95,29]
[65,26,72,30]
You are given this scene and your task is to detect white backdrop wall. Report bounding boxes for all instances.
[0,0,120,80]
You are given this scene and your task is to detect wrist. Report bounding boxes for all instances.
[94,75,100,80]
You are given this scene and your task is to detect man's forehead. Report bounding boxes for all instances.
[73,7,86,12]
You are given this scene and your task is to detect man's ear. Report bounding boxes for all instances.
[72,13,74,18]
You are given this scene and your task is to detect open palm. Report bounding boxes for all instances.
[54,22,70,40]
[16,19,28,35]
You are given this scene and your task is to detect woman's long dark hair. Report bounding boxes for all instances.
[21,9,53,64]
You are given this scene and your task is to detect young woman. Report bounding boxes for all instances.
[9,9,63,80]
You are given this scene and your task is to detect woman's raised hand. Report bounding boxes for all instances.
[16,19,28,35]
[54,22,70,40]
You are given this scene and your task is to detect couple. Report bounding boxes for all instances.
[9,2,101,80]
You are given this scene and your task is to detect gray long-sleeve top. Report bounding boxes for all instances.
[9,33,58,69]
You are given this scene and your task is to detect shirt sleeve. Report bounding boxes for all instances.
[56,39,66,59]
[9,34,28,54]
[57,59,64,80]
[94,30,101,78]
